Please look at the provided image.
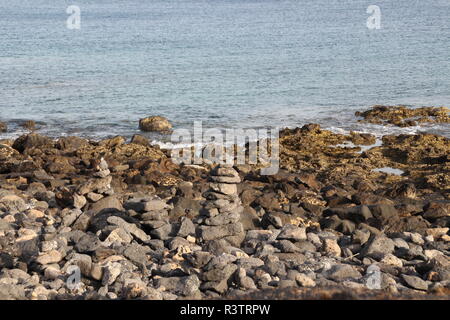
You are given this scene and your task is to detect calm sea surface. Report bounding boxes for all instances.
[0,0,449,142]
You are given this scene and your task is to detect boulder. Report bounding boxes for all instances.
[139,116,172,132]
[12,133,54,153]
[130,134,150,146]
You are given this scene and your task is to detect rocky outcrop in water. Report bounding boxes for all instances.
[356,105,450,127]
[139,116,172,132]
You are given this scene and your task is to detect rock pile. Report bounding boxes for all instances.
[196,166,245,247]
[0,106,449,300]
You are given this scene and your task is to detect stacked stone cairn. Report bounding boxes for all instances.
[196,165,245,246]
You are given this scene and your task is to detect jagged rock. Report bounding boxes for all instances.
[107,216,149,242]
[0,195,28,214]
[77,176,113,195]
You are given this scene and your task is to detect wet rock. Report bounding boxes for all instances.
[139,116,172,132]
[21,120,36,131]
[356,105,450,127]
[0,122,7,133]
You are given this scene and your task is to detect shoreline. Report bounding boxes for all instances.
[0,105,449,300]
[1,105,449,143]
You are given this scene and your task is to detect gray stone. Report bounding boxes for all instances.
[74,234,102,253]
[149,223,177,240]
[203,211,241,226]
[177,217,195,237]
[90,196,123,215]
[201,264,238,282]
[325,264,362,281]
[107,216,150,242]
[63,253,92,276]
[144,199,168,212]
[429,255,450,281]
[154,275,200,296]
[0,284,26,300]
[197,222,244,241]
[0,195,28,214]
[277,224,307,241]
[102,262,121,286]
[361,235,395,260]
[210,183,238,195]
[401,274,428,291]
[122,244,149,269]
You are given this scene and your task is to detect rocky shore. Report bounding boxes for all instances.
[0,105,448,300]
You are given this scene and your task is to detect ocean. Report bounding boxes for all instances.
[0,0,449,142]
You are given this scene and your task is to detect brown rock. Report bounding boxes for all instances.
[139,116,172,132]
[130,134,150,147]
